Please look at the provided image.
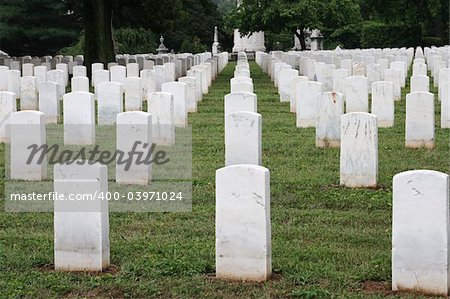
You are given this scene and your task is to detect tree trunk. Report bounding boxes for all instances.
[294,27,306,51]
[83,0,115,77]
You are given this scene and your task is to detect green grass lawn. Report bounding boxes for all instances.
[0,61,448,298]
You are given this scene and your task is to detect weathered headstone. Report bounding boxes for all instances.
[178,76,197,113]
[405,92,434,148]
[116,111,152,185]
[216,164,271,282]
[148,92,175,145]
[39,82,59,124]
[0,91,16,141]
[19,76,38,110]
[340,112,378,188]
[225,111,262,166]
[97,82,123,125]
[371,81,394,127]
[161,82,187,127]
[71,76,89,92]
[124,77,142,111]
[10,111,46,180]
[316,92,344,148]
[345,76,368,113]
[63,92,95,145]
[54,163,109,271]
[392,170,450,296]
[296,81,322,128]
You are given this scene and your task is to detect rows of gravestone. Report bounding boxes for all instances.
[6,51,229,178]
[256,46,449,187]
[219,52,271,281]
[257,45,450,295]
[5,50,229,273]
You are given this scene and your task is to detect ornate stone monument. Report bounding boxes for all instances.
[212,26,220,55]
[156,35,168,54]
[310,29,324,51]
[232,0,266,52]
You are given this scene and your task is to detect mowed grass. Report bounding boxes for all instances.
[0,61,448,298]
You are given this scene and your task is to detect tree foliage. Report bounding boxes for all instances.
[0,0,80,56]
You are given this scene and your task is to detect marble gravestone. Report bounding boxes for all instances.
[225,111,262,166]
[10,111,47,180]
[371,81,394,127]
[316,92,344,148]
[54,163,110,271]
[405,92,434,149]
[148,92,175,146]
[63,92,95,145]
[340,112,378,188]
[116,111,152,185]
[216,164,271,282]
[392,170,450,296]
[296,81,322,128]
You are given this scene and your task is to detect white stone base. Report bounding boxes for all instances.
[233,29,266,53]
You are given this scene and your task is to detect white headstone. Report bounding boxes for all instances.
[63,92,95,145]
[71,76,89,92]
[345,76,368,113]
[19,76,38,110]
[124,77,142,111]
[7,70,20,99]
[392,170,450,296]
[405,91,434,148]
[316,92,344,147]
[390,61,406,87]
[116,111,152,185]
[97,82,123,125]
[412,63,427,77]
[22,63,34,77]
[54,163,109,271]
[47,69,66,99]
[56,63,69,87]
[10,111,46,180]
[140,69,156,101]
[278,69,298,102]
[296,81,322,128]
[126,63,139,77]
[0,91,16,142]
[73,65,87,78]
[178,76,197,113]
[161,82,187,127]
[148,92,175,145]
[340,112,378,187]
[110,65,126,84]
[154,65,166,92]
[91,63,104,87]
[371,81,394,127]
[224,92,257,117]
[164,63,176,82]
[225,111,262,166]
[332,69,349,95]
[289,76,308,113]
[39,82,59,124]
[216,164,271,281]
[0,66,9,91]
[34,65,47,91]
[384,69,402,101]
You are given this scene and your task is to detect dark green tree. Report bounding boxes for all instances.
[0,0,80,56]
[227,0,361,50]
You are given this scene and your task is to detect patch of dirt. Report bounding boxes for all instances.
[362,281,446,298]
[38,263,120,276]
